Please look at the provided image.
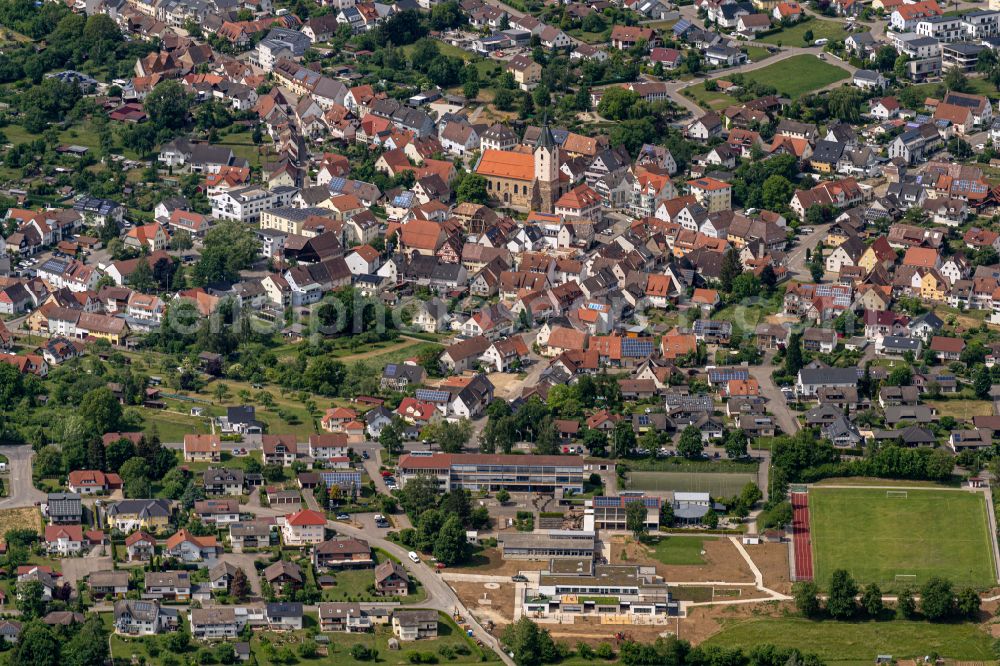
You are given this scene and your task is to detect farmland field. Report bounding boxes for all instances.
[809,487,996,590]
[626,471,756,496]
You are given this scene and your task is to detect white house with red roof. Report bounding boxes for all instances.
[281,509,327,546]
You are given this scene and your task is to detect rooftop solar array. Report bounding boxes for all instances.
[414,389,451,402]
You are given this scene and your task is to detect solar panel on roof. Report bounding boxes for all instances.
[328,176,346,193]
[414,389,451,402]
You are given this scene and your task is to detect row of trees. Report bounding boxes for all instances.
[795,571,980,623]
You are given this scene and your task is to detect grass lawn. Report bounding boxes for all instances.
[139,407,212,441]
[759,18,849,46]
[745,46,771,63]
[684,83,733,111]
[730,54,849,98]
[649,536,714,565]
[703,617,995,663]
[809,487,996,591]
[926,399,994,420]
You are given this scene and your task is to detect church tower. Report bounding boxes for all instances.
[531,121,560,214]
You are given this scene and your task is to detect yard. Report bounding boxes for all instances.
[925,399,994,420]
[703,617,995,663]
[649,536,714,565]
[759,18,850,46]
[809,487,996,591]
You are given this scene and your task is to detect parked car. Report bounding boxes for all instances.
[511,575,528,582]
[336,513,350,520]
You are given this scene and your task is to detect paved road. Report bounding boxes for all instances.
[785,223,831,280]
[749,363,799,435]
[243,501,514,666]
[0,445,46,509]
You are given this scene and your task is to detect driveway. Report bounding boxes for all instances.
[749,363,799,436]
[0,445,46,509]
[62,552,113,590]
[216,552,265,595]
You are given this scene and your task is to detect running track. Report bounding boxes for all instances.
[791,492,814,581]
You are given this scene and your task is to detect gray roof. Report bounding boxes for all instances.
[798,367,859,386]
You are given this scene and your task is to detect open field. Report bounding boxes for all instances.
[0,507,41,533]
[649,536,713,565]
[729,54,849,98]
[626,471,756,496]
[702,617,995,663]
[759,19,850,46]
[809,487,996,590]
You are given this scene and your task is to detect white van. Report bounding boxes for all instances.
[408,551,420,563]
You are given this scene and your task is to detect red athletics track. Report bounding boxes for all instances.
[791,492,814,581]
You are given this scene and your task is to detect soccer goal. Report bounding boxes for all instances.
[886,490,909,499]
[895,574,917,585]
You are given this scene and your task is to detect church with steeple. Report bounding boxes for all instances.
[474,121,565,213]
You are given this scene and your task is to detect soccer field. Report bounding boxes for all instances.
[809,487,997,591]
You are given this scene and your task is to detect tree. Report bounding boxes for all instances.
[12,622,60,666]
[826,569,858,619]
[677,426,704,459]
[723,429,748,459]
[861,583,883,618]
[956,587,981,619]
[119,456,151,498]
[792,581,820,617]
[80,386,122,434]
[944,68,970,93]
[193,220,258,286]
[625,500,648,538]
[456,173,489,204]
[719,248,743,293]
[731,273,760,300]
[761,174,793,211]
[611,420,636,459]
[583,428,608,457]
[886,365,912,387]
[145,80,189,130]
[974,366,992,399]
[897,586,917,619]
[597,87,642,121]
[784,332,804,376]
[231,567,250,601]
[17,581,47,619]
[379,418,404,459]
[496,489,510,504]
[894,53,910,80]
[501,617,558,666]
[659,502,675,528]
[106,438,136,472]
[433,515,470,565]
[62,616,109,666]
[803,29,813,43]
[920,577,955,621]
[534,417,559,455]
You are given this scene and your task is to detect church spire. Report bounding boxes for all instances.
[536,115,555,150]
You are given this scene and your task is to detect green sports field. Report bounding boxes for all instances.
[809,487,996,591]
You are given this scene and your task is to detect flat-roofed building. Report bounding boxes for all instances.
[585,494,662,532]
[498,530,596,560]
[398,453,585,493]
